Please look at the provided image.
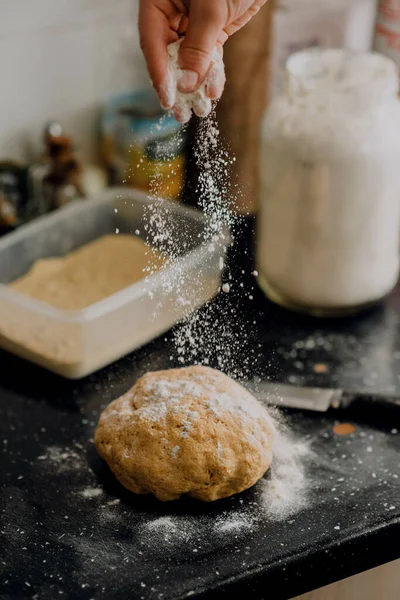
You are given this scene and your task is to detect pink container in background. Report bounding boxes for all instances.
[375,1,400,73]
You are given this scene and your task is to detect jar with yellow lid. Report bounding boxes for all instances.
[101,90,186,200]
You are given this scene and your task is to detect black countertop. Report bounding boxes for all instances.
[2,229,400,600]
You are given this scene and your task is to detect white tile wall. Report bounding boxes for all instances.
[0,0,149,164]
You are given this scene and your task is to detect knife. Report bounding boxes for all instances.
[244,380,400,414]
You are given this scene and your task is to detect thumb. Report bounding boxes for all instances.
[178,3,225,93]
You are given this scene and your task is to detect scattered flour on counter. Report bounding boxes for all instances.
[169,118,259,378]
[140,516,194,548]
[36,445,84,473]
[214,512,253,535]
[259,424,312,520]
[140,511,254,551]
[79,488,103,499]
[146,516,177,531]
[135,425,312,549]
[106,499,120,506]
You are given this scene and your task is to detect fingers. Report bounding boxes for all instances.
[177,2,226,93]
[175,95,212,122]
[206,45,225,100]
[139,0,227,119]
[172,41,221,122]
[173,100,192,124]
[223,0,269,37]
[138,1,178,109]
[193,95,212,118]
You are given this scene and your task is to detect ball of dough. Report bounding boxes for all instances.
[95,366,275,502]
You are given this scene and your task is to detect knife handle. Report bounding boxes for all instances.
[341,392,400,413]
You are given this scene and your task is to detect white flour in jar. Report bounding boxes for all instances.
[258,49,400,312]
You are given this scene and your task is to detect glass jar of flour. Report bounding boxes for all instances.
[257,49,400,316]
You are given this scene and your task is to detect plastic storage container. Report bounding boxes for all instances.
[0,189,229,378]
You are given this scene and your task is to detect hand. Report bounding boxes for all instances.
[139,1,268,109]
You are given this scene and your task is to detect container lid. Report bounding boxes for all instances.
[285,48,399,109]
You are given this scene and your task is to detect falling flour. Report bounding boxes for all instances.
[140,111,258,378]
[145,115,261,378]
[139,105,311,513]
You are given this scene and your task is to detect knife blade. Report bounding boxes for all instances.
[243,380,400,414]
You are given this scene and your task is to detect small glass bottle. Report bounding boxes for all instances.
[257,49,400,316]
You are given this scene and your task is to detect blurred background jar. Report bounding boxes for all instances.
[270,0,378,98]
[257,49,400,317]
[101,91,186,200]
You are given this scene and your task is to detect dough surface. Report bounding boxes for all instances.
[10,234,165,310]
[95,366,275,502]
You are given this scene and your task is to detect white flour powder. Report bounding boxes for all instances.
[141,110,259,378]
[261,425,311,520]
[79,488,103,499]
[169,117,259,378]
[36,445,83,473]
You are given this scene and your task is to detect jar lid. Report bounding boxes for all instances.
[285,49,399,110]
